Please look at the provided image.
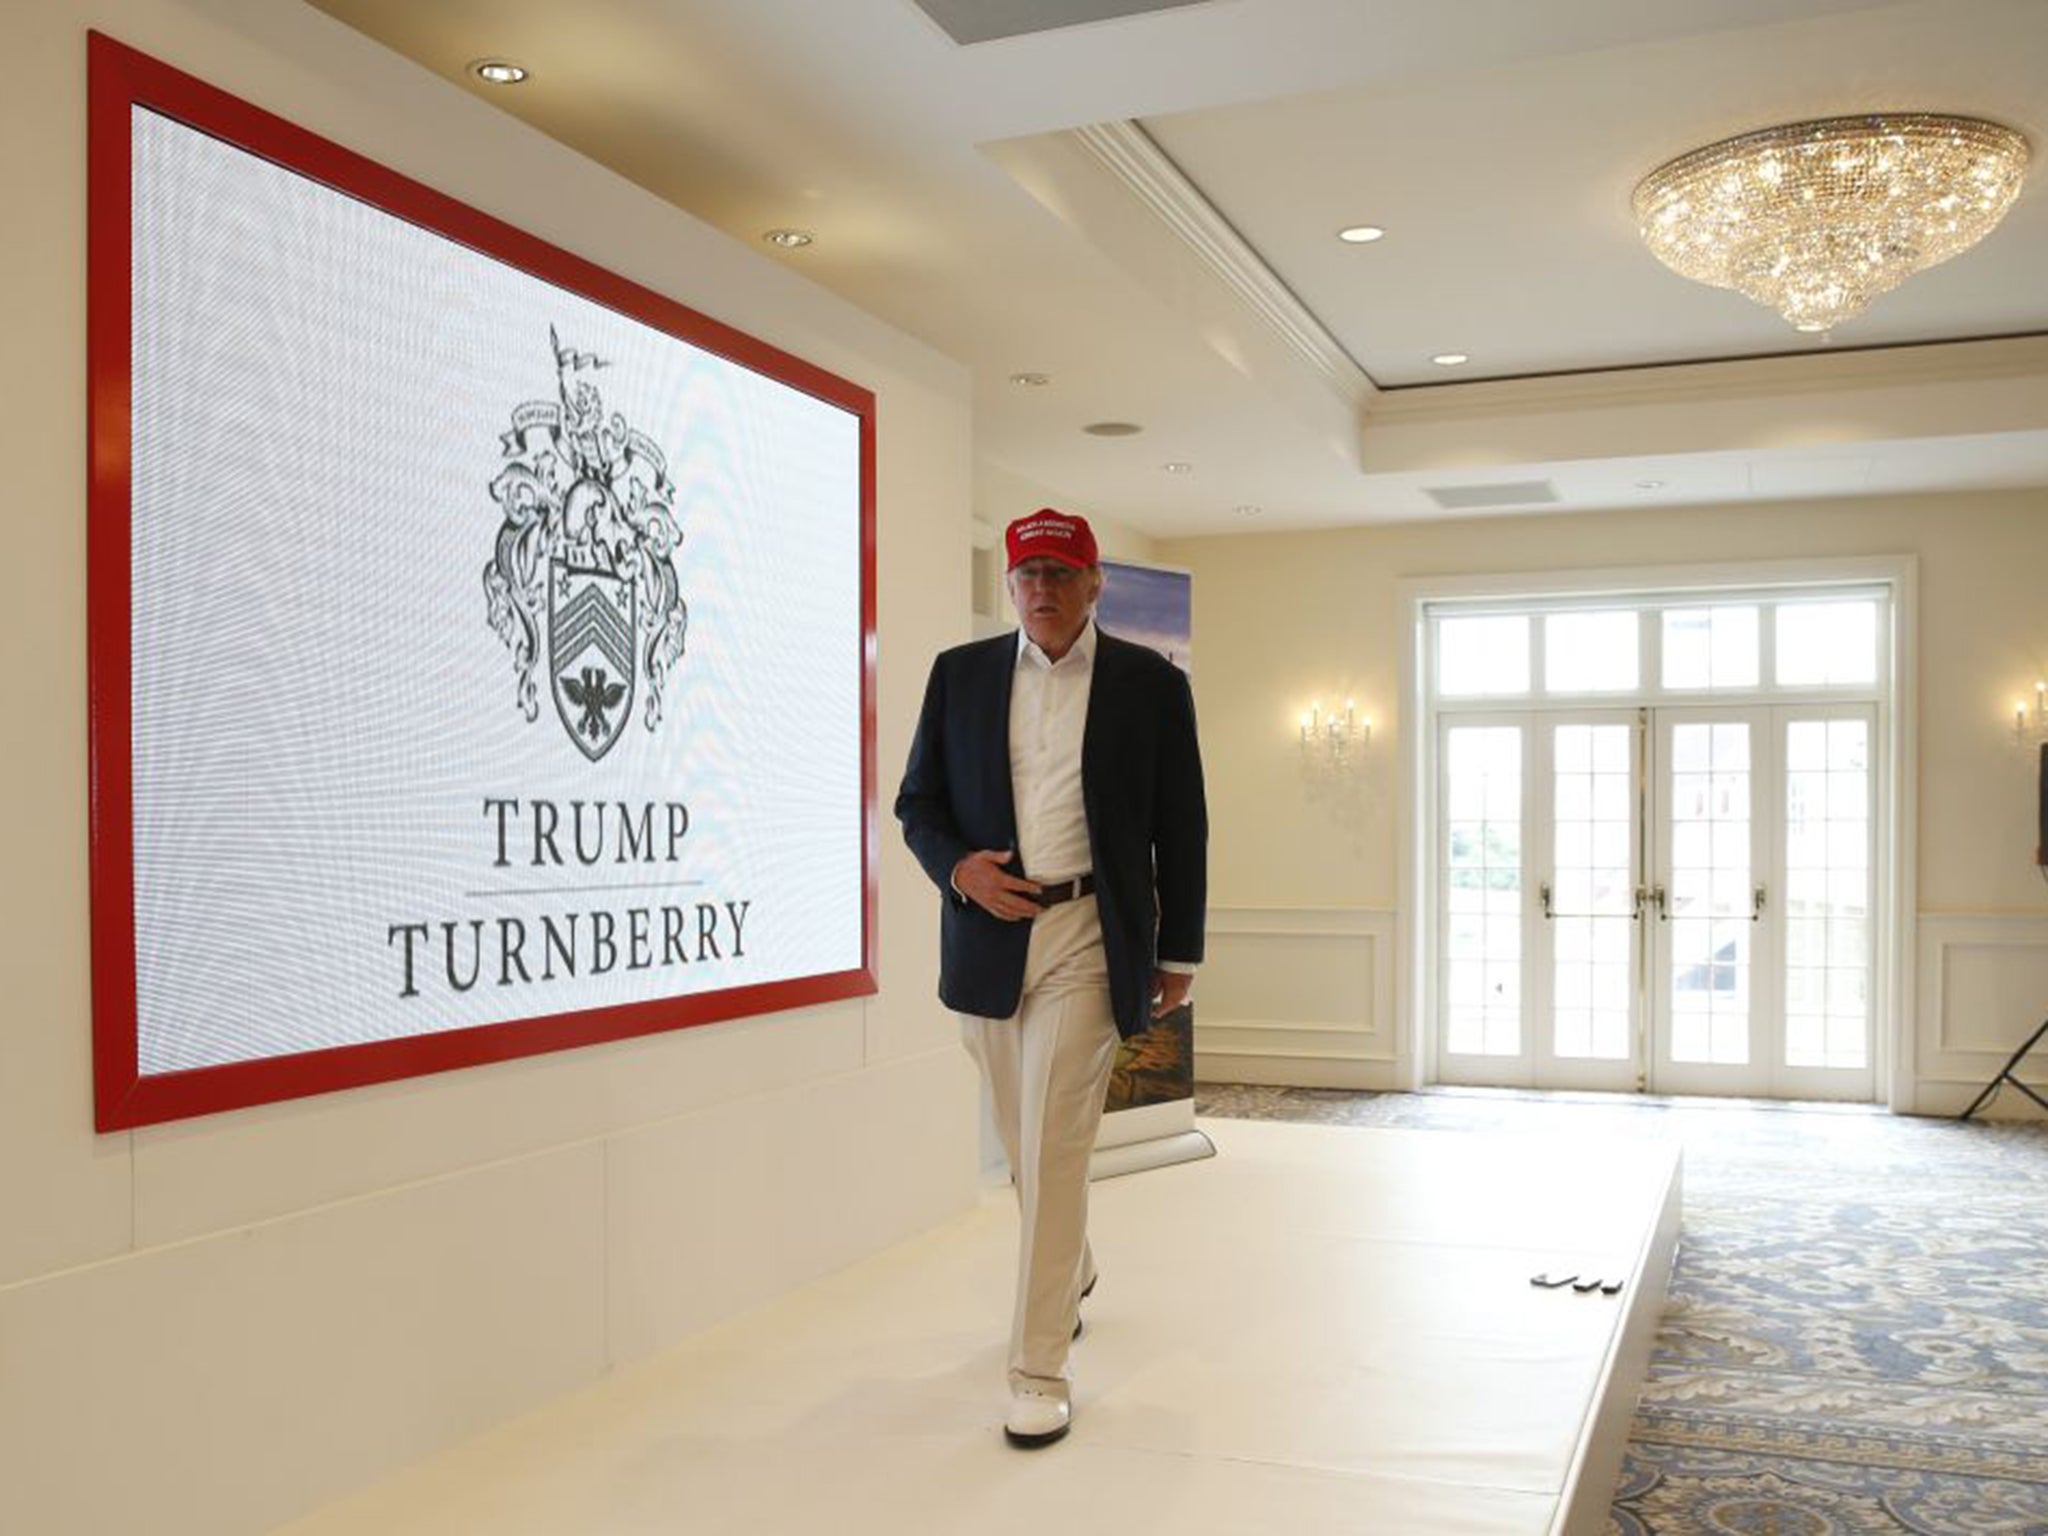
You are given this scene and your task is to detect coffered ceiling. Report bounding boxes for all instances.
[307,0,2048,533]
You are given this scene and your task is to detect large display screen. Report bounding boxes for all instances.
[88,36,877,1129]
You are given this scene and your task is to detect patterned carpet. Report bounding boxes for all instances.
[1192,1084,2048,1535]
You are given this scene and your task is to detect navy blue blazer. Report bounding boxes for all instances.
[895,627,1207,1039]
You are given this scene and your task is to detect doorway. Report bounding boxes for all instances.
[1422,580,1892,1101]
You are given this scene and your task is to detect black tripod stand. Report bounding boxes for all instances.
[1957,1017,2048,1120]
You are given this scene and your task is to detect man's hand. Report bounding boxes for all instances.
[953,848,1043,921]
[1151,969,1193,1019]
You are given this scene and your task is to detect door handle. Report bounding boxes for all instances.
[1544,880,1651,921]
[1752,884,1766,921]
[1645,883,1668,921]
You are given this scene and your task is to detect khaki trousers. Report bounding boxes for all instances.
[959,895,1120,1400]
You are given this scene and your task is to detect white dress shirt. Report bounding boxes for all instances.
[1010,621,1096,882]
[1005,620,1194,978]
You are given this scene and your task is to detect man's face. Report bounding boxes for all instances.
[1007,557,1102,657]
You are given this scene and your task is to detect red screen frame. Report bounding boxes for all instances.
[87,33,879,1131]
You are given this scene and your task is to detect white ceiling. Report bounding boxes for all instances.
[306,0,2048,535]
[1147,1,2048,384]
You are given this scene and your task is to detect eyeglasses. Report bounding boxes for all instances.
[1011,561,1085,586]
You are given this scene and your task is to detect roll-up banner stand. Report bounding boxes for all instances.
[1089,560,1214,1180]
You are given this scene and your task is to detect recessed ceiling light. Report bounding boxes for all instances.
[1337,225,1385,243]
[470,59,529,85]
[1635,479,1667,490]
[762,228,815,249]
[1163,462,1192,474]
[1082,421,1143,437]
[1009,372,1051,387]
[1234,504,1261,516]
[1432,352,1470,367]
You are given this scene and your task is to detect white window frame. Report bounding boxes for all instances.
[1397,556,1917,1108]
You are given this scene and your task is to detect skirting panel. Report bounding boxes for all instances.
[1913,912,2048,1117]
[0,1142,609,1536]
[1195,907,1397,1087]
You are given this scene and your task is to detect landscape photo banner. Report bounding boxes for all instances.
[88,36,877,1129]
[1095,559,1196,1118]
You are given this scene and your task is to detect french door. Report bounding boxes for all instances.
[1438,704,1876,1099]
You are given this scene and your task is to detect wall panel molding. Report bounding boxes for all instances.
[1914,913,2048,1107]
[1195,907,1397,1088]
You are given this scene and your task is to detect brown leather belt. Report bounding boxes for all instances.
[1030,873,1095,908]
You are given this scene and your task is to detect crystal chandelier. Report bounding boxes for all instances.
[1633,113,2029,333]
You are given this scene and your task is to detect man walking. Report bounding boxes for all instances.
[896,508,1207,1448]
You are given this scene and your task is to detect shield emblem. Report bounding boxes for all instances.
[548,559,638,761]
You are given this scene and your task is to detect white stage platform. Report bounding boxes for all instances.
[279,1117,1680,1536]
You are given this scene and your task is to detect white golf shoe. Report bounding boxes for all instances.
[1003,1385,1071,1448]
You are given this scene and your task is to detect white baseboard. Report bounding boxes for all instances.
[1907,1076,2048,1121]
[1194,1051,1403,1091]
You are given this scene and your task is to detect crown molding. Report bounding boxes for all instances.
[1072,120,1377,415]
[1367,333,2048,424]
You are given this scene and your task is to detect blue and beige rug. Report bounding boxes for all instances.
[1193,1084,2048,1534]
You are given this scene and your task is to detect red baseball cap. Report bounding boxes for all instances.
[1005,508,1099,571]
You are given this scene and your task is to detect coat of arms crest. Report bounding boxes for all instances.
[483,329,688,761]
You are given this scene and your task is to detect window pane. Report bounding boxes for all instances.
[1776,601,1877,687]
[1782,717,1870,1070]
[1668,721,1752,1066]
[1444,726,1522,1055]
[1439,616,1529,696]
[1545,611,1638,693]
[1662,606,1758,690]
[1552,723,1633,1061]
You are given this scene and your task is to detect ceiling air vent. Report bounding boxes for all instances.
[1423,480,1560,511]
[910,0,1216,46]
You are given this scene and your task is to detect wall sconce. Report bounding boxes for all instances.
[2014,681,2048,746]
[1299,698,1369,764]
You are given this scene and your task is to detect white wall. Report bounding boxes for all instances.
[1160,490,2048,1113]
[0,4,979,1532]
